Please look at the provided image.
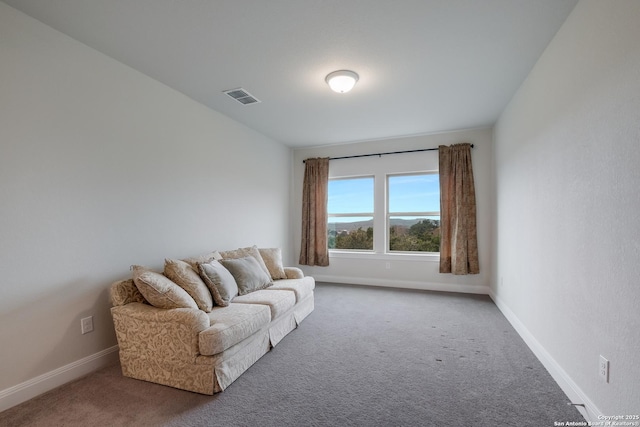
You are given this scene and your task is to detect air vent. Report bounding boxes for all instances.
[223,88,261,105]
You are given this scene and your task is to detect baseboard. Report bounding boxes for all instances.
[489,291,603,423]
[314,274,491,295]
[0,345,119,413]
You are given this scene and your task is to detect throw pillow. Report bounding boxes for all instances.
[164,258,213,312]
[131,265,198,310]
[182,250,222,270]
[258,248,287,280]
[219,245,271,279]
[219,256,273,296]
[198,260,239,307]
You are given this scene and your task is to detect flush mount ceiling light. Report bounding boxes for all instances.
[325,70,359,93]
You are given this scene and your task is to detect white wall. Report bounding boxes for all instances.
[0,2,291,407]
[292,128,492,294]
[493,0,640,417]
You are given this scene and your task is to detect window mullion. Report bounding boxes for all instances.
[373,172,386,254]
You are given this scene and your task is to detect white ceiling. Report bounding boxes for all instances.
[3,0,578,147]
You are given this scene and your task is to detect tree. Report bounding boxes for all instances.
[335,227,373,250]
[389,219,440,252]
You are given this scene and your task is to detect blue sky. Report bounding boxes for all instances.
[328,174,439,217]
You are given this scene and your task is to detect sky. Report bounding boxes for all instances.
[328,174,439,222]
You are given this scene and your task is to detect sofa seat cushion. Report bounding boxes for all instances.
[232,290,296,320]
[267,278,314,303]
[199,303,270,356]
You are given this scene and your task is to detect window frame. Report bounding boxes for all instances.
[386,172,441,254]
[323,148,441,262]
[327,175,375,252]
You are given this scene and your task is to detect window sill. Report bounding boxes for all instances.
[328,250,440,262]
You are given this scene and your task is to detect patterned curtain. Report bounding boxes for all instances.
[299,157,330,266]
[439,143,479,275]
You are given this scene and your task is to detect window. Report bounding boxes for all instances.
[387,173,440,253]
[327,177,374,250]
[326,167,440,256]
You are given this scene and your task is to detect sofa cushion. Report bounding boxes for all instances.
[164,258,214,312]
[199,303,271,356]
[267,277,314,303]
[198,260,238,307]
[258,248,287,280]
[219,245,271,279]
[182,250,222,270]
[132,266,198,310]
[232,289,296,320]
[220,256,272,296]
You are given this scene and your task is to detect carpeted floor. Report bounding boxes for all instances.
[0,283,584,426]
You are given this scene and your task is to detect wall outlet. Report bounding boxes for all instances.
[385,262,391,269]
[81,316,94,335]
[599,355,609,382]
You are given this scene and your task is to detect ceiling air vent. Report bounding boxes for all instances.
[223,88,261,105]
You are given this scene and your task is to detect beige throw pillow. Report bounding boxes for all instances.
[131,265,198,310]
[198,260,238,307]
[219,256,273,296]
[219,245,271,279]
[182,250,222,270]
[164,258,213,312]
[258,248,287,280]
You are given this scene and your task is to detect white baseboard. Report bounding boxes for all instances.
[314,274,491,295]
[489,291,603,423]
[0,345,119,413]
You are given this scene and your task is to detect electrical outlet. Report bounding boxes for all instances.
[385,262,391,269]
[599,355,609,382]
[81,316,94,335]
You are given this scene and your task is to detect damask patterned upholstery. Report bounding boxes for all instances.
[110,265,315,395]
[199,303,270,356]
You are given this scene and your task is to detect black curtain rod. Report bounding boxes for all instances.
[302,144,474,163]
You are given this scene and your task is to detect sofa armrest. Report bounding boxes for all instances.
[283,267,304,279]
[111,303,209,362]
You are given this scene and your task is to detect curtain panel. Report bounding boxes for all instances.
[439,143,479,275]
[299,157,330,266]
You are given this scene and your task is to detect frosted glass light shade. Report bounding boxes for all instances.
[325,70,359,93]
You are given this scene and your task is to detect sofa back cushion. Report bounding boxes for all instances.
[182,250,222,270]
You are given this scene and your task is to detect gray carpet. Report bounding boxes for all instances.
[1,283,584,426]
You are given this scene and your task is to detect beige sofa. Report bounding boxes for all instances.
[109,247,314,394]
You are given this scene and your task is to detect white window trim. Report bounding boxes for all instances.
[328,250,440,262]
[328,176,375,251]
[385,172,441,255]
[327,171,441,260]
